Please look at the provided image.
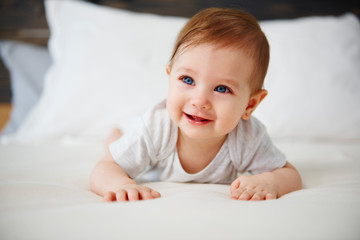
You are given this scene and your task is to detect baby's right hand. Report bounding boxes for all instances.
[103,184,161,202]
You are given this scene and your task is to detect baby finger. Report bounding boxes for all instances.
[230,179,241,194]
[104,191,116,202]
[239,191,253,201]
[127,188,140,201]
[265,193,276,200]
[250,192,265,201]
[151,189,161,199]
[115,190,127,202]
[231,187,245,199]
[140,189,153,200]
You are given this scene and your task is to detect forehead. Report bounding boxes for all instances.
[172,44,255,84]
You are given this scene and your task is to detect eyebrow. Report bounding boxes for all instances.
[221,78,240,88]
[175,67,197,75]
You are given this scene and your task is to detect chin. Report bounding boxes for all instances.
[179,126,223,140]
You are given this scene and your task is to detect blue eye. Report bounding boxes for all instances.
[215,85,231,93]
[182,76,194,85]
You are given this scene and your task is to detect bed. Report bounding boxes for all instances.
[1,0,360,239]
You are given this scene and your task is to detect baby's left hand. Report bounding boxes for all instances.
[230,173,278,201]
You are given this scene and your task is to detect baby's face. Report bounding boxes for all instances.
[166,43,255,140]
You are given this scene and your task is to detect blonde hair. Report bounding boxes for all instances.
[169,8,269,93]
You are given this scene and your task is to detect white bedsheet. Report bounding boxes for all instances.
[0,141,359,240]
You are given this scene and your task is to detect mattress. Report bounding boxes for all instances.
[1,141,359,240]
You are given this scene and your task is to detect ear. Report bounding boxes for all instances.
[166,64,171,75]
[241,89,268,120]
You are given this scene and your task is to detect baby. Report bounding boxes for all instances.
[90,8,302,202]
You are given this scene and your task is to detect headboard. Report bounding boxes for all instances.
[0,0,359,103]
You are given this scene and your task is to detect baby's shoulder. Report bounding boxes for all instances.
[143,100,173,132]
[142,100,177,155]
[227,117,273,168]
[231,116,267,142]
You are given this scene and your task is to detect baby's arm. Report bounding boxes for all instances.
[230,162,302,200]
[90,149,161,202]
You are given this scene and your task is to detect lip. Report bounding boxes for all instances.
[184,112,213,126]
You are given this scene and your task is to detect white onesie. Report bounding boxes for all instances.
[109,100,286,184]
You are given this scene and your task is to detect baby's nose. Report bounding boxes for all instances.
[190,91,211,110]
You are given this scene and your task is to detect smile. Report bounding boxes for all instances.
[184,113,212,125]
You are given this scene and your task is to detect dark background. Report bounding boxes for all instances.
[0,0,359,102]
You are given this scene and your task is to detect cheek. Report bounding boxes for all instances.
[216,100,247,131]
[167,77,187,107]
[167,81,178,104]
[166,84,183,120]
[222,110,242,130]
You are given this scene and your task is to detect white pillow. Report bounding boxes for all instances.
[255,14,360,140]
[14,0,360,143]
[0,41,51,135]
[15,0,186,142]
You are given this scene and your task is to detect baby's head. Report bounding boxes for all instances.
[169,8,269,94]
[166,8,270,140]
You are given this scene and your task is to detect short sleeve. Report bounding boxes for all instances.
[109,100,177,179]
[229,117,287,175]
[109,116,152,179]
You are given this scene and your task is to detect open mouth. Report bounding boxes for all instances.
[185,113,211,123]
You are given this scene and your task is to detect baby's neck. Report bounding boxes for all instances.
[176,131,227,174]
